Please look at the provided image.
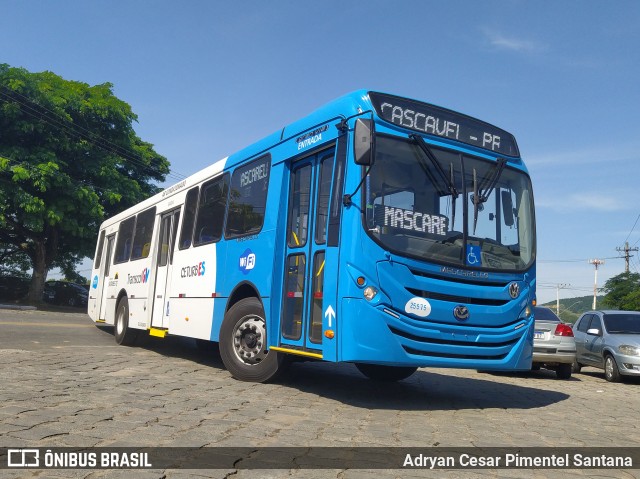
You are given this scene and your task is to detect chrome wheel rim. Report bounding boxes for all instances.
[232,314,267,365]
[605,357,613,379]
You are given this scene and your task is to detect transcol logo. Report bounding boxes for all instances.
[239,249,256,275]
[92,275,99,289]
[127,268,150,285]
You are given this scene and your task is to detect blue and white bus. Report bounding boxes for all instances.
[88,91,536,382]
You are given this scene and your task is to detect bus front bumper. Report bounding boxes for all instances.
[338,298,533,371]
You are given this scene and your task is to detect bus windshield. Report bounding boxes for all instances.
[365,134,535,271]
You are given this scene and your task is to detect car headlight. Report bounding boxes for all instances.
[618,345,640,356]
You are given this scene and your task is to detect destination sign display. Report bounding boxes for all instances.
[369,92,519,157]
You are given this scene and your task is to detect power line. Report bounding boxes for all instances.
[0,85,168,175]
[0,84,187,182]
[538,256,620,263]
[0,154,125,195]
[624,213,640,244]
[0,89,186,183]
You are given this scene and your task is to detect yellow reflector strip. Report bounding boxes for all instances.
[149,327,167,338]
[269,346,323,359]
[96,319,106,323]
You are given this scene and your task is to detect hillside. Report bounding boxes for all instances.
[540,295,604,324]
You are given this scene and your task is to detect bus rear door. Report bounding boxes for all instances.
[151,208,180,329]
[98,234,115,320]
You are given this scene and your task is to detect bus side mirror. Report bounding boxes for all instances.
[354,118,375,166]
[501,190,514,227]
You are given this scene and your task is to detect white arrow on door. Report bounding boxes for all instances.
[324,305,336,327]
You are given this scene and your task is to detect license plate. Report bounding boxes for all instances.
[534,331,545,339]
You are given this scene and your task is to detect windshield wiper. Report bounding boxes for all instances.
[450,162,458,230]
[410,134,459,227]
[472,157,507,234]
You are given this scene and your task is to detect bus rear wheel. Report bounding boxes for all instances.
[355,363,417,381]
[114,297,138,346]
[219,297,284,382]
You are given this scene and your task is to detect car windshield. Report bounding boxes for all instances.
[603,313,640,334]
[364,135,535,271]
[534,307,560,322]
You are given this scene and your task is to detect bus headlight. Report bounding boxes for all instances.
[363,286,378,301]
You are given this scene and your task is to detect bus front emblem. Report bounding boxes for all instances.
[453,305,469,321]
[508,282,520,299]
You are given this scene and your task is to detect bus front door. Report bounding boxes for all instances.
[151,209,180,329]
[279,147,337,359]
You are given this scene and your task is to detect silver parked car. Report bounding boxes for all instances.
[573,310,640,382]
[532,306,576,379]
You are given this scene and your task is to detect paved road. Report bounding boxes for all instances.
[1,309,639,479]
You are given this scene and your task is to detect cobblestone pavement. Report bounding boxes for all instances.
[1,309,639,479]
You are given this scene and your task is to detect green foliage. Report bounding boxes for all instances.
[0,64,170,300]
[0,244,31,277]
[601,272,640,311]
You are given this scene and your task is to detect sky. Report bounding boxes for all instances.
[2,0,640,305]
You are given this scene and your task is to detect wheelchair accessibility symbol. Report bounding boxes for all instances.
[466,245,481,266]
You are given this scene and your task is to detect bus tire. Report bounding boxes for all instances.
[219,297,284,383]
[355,363,417,381]
[114,297,138,346]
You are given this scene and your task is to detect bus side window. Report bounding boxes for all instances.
[179,187,199,250]
[130,207,156,260]
[114,216,136,264]
[94,230,106,268]
[287,163,312,247]
[193,175,229,246]
[225,156,270,239]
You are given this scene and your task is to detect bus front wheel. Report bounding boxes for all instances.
[114,297,138,346]
[219,297,285,382]
[355,363,417,381]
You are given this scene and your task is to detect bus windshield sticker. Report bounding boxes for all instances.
[466,245,482,266]
[374,205,448,237]
[405,297,431,317]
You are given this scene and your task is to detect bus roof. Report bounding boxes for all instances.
[98,90,518,230]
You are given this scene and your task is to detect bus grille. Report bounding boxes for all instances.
[387,324,522,361]
[405,287,509,306]
[408,268,511,287]
[389,326,519,348]
[402,346,508,360]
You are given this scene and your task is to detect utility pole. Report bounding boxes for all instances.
[589,259,605,310]
[616,242,639,273]
[556,283,570,316]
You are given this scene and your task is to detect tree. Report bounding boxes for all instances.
[601,272,640,311]
[0,64,170,302]
[0,243,31,278]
